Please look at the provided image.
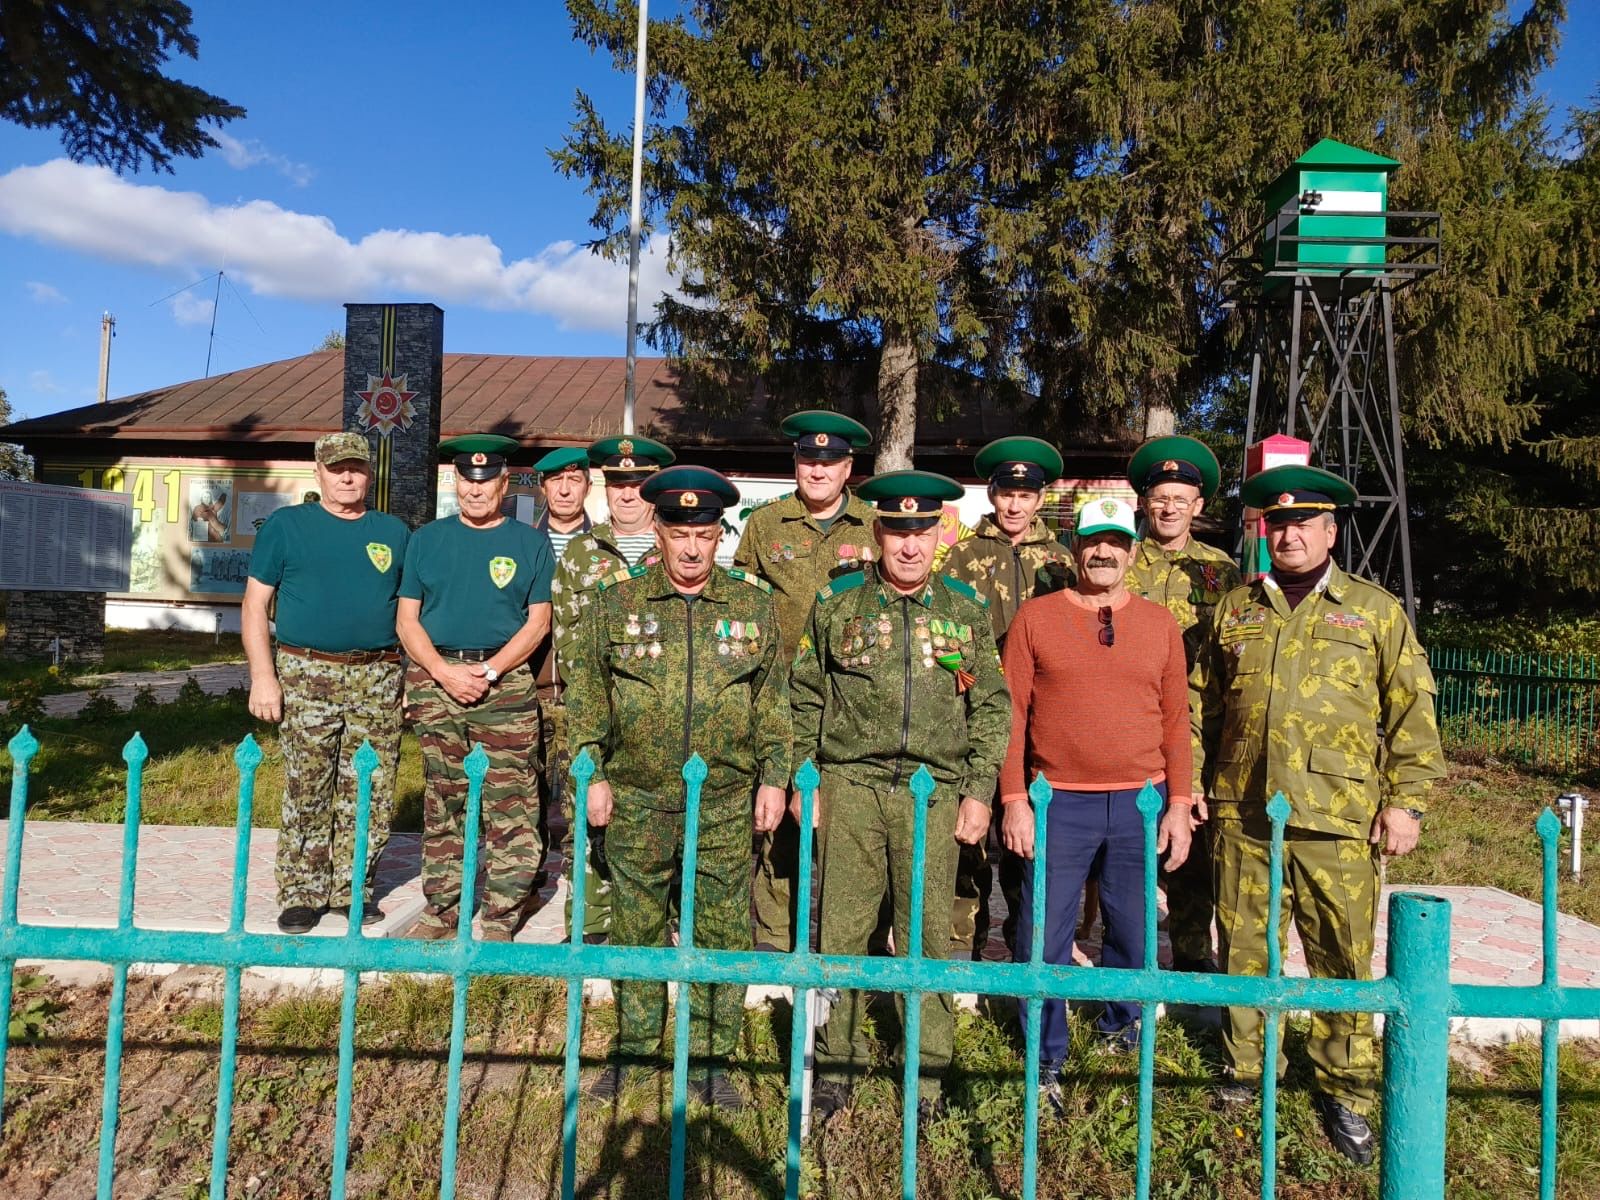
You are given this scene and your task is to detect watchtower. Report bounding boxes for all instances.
[1227,138,1442,620]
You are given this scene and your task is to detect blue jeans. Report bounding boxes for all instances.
[1014,783,1162,1063]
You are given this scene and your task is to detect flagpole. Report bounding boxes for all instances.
[623,0,650,436]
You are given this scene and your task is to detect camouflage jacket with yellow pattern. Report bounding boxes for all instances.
[564,561,792,810]
[789,568,1011,804]
[550,521,660,666]
[1189,562,1443,838]
[1126,535,1242,670]
[732,490,878,662]
[937,516,1073,642]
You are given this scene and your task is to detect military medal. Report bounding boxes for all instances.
[635,643,649,659]
[626,613,642,637]
[719,640,731,655]
[648,641,662,658]
[860,653,871,666]
[643,614,659,636]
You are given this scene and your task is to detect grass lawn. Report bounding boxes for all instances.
[2,973,1597,1199]
[0,627,246,696]
[0,692,426,833]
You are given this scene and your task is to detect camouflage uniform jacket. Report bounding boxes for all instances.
[1190,562,1443,839]
[1126,535,1243,670]
[732,490,878,661]
[564,561,792,810]
[790,568,1011,804]
[937,516,1072,642]
[550,522,660,663]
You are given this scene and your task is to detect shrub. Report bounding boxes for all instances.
[130,684,160,713]
[2,675,47,737]
[175,674,208,707]
[77,686,121,723]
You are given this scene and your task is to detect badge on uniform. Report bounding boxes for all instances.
[366,543,392,572]
[489,556,517,588]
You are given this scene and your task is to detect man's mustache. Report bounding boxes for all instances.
[1085,557,1119,568]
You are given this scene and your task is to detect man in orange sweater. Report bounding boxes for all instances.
[999,496,1194,1100]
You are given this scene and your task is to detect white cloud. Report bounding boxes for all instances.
[0,159,679,334]
[212,131,315,187]
[26,280,67,304]
[28,369,62,394]
[170,288,215,327]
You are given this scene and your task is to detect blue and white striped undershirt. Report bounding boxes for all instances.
[613,531,657,565]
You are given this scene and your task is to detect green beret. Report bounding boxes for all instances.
[1127,435,1221,500]
[1242,464,1356,520]
[533,447,590,476]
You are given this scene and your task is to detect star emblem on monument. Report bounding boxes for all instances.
[355,373,419,437]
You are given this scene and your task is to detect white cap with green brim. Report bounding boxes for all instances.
[1075,496,1141,540]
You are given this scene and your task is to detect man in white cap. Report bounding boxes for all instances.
[997,495,1194,1107]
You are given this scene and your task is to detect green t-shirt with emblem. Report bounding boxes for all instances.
[248,505,409,652]
[399,516,554,650]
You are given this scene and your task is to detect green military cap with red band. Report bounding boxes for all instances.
[587,434,675,479]
[533,446,590,478]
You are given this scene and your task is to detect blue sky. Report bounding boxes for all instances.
[1,2,1595,423]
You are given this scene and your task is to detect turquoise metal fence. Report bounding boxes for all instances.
[1429,647,1600,773]
[3,723,1599,1199]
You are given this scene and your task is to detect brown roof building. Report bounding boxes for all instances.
[1,350,1128,479]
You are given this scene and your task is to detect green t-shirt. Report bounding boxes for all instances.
[400,516,554,650]
[248,505,409,652]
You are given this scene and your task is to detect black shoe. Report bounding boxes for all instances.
[1315,1094,1375,1166]
[582,932,608,946]
[329,904,384,927]
[810,1079,851,1129]
[689,1070,746,1112]
[1169,954,1219,974]
[585,1062,628,1103]
[277,905,321,934]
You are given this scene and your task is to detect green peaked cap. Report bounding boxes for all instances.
[533,446,589,475]
[587,434,675,472]
[1127,434,1221,500]
[438,433,520,459]
[779,409,872,447]
[974,436,1064,482]
[857,470,963,528]
[1241,464,1357,515]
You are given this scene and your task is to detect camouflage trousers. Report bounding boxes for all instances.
[609,790,753,1062]
[407,661,543,936]
[274,653,402,910]
[752,819,800,951]
[1214,817,1380,1112]
[815,773,960,1103]
[1162,822,1216,964]
[951,807,1025,959]
[552,702,613,940]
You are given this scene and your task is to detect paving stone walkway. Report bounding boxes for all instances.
[1,662,251,719]
[5,816,1600,1040]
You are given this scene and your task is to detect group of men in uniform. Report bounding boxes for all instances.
[244,411,1443,1164]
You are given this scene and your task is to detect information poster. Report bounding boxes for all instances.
[39,457,314,601]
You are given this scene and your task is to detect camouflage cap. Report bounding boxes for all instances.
[315,431,372,466]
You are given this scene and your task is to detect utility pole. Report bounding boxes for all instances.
[97,312,116,404]
[622,0,650,436]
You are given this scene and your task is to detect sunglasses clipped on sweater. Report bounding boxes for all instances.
[1097,606,1115,647]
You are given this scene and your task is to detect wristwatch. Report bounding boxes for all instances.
[1402,807,1424,823]
[482,665,500,685]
